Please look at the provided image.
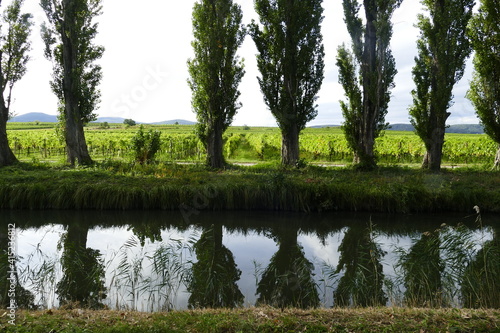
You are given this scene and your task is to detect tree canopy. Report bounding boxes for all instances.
[466,0,500,168]
[337,0,401,170]
[188,0,246,168]
[41,0,104,165]
[0,0,32,166]
[249,0,324,166]
[409,0,474,171]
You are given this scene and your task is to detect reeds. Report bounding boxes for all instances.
[2,162,500,213]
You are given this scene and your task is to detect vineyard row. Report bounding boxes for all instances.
[7,129,499,164]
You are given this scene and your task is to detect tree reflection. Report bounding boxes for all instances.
[0,230,35,309]
[256,226,319,309]
[334,224,387,307]
[187,224,243,308]
[397,230,445,307]
[461,226,500,308]
[56,223,106,308]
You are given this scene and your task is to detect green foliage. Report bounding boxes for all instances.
[409,0,474,169]
[0,0,33,166]
[337,0,401,170]
[5,125,500,165]
[131,125,161,164]
[466,0,500,146]
[1,0,33,115]
[187,0,245,167]
[249,0,324,165]
[123,119,136,127]
[40,0,104,125]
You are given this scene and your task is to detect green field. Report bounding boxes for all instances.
[5,122,498,166]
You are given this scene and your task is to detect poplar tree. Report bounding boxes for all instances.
[188,0,245,169]
[466,0,500,168]
[336,0,401,170]
[41,0,104,165]
[249,0,324,166]
[409,0,474,171]
[0,0,32,166]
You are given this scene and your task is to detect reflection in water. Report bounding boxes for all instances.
[256,226,319,309]
[333,224,387,307]
[461,226,500,308]
[56,223,106,309]
[0,230,35,309]
[397,230,445,307]
[3,211,499,310]
[187,224,244,308]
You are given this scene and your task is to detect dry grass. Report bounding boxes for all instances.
[2,307,499,332]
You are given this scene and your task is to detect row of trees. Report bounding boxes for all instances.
[0,0,498,171]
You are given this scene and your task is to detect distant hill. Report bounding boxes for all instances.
[388,123,484,134]
[94,116,128,124]
[9,112,58,123]
[9,112,196,126]
[387,124,415,132]
[151,119,196,125]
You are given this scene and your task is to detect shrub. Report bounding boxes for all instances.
[123,119,137,127]
[131,125,161,164]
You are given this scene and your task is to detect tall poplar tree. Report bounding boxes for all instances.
[336,0,401,170]
[41,0,104,165]
[188,0,245,169]
[0,0,32,167]
[409,0,474,171]
[466,0,500,168]
[249,0,324,166]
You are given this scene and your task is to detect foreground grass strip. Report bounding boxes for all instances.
[1,307,499,332]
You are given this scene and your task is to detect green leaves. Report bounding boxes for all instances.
[250,0,325,131]
[466,0,500,147]
[409,0,474,170]
[188,0,246,167]
[41,0,104,125]
[337,0,400,169]
[131,125,161,164]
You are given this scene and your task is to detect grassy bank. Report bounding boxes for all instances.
[1,162,499,213]
[2,307,499,332]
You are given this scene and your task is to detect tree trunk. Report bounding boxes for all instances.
[493,145,500,170]
[0,102,17,166]
[281,125,300,166]
[206,121,225,169]
[64,112,92,165]
[359,126,376,170]
[423,126,445,171]
[0,117,17,167]
[61,0,92,166]
[358,0,378,171]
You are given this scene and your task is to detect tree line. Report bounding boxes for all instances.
[0,0,498,171]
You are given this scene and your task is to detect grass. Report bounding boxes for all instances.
[2,307,499,332]
[1,161,500,212]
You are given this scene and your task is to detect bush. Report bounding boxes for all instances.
[123,119,137,127]
[131,125,161,164]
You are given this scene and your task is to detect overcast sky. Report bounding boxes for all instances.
[9,0,478,126]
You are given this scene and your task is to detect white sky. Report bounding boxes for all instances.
[8,0,478,126]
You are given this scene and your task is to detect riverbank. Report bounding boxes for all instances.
[1,162,499,213]
[2,307,499,332]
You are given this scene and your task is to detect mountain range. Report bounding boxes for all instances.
[9,112,196,126]
[9,112,484,134]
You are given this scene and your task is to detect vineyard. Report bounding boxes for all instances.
[5,123,498,165]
